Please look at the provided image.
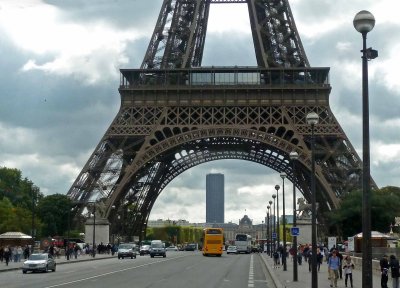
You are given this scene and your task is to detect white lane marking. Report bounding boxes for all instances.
[44,256,186,288]
[248,254,254,287]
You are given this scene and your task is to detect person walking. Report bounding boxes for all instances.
[4,247,11,266]
[381,254,390,288]
[336,249,344,279]
[389,254,400,288]
[328,250,341,288]
[343,255,355,288]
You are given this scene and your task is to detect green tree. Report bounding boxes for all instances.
[326,186,400,238]
[36,194,72,237]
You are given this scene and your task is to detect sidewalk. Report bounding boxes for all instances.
[0,253,115,273]
[260,253,382,288]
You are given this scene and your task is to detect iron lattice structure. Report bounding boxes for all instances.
[67,0,376,238]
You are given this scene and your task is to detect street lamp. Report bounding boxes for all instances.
[267,205,271,255]
[280,172,287,271]
[306,111,319,288]
[290,150,299,282]
[261,220,264,245]
[92,202,96,258]
[272,194,276,256]
[268,200,273,256]
[353,10,377,288]
[275,184,280,256]
[31,186,36,254]
[67,204,71,261]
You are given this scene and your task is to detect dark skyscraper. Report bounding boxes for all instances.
[206,173,224,223]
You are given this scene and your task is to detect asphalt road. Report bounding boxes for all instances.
[0,251,275,288]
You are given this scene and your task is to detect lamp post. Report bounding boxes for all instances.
[261,220,264,245]
[280,172,287,271]
[67,204,71,260]
[290,151,299,281]
[267,205,271,255]
[275,185,280,255]
[268,200,273,256]
[92,203,96,258]
[272,194,276,256]
[31,186,36,254]
[306,111,319,288]
[353,10,377,288]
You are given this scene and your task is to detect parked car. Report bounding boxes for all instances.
[226,245,238,254]
[22,253,56,273]
[118,243,137,259]
[166,246,178,251]
[139,245,150,256]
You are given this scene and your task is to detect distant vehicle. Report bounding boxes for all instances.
[201,228,223,257]
[140,245,150,256]
[118,243,137,259]
[235,233,252,254]
[22,253,56,274]
[166,246,178,251]
[150,240,166,258]
[226,245,238,254]
[185,243,197,251]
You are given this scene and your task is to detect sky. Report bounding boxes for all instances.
[1,0,400,225]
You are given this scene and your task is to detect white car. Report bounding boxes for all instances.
[166,246,178,251]
[226,245,238,254]
[22,253,56,273]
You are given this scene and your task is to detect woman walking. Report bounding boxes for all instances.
[343,255,355,288]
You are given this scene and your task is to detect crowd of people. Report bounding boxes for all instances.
[0,245,31,266]
[0,241,120,267]
[380,253,400,288]
[273,243,355,288]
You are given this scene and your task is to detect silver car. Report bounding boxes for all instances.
[22,253,56,273]
[226,245,238,254]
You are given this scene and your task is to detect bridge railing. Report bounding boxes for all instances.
[119,67,330,89]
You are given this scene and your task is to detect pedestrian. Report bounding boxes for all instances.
[328,250,341,288]
[4,247,11,266]
[23,245,30,259]
[336,249,344,279]
[343,255,355,288]
[317,248,324,271]
[389,254,400,288]
[17,246,23,262]
[273,250,280,268]
[381,254,390,288]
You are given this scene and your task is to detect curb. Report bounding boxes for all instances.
[260,253,284,288]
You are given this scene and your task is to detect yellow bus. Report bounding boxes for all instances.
[201,228,224,257]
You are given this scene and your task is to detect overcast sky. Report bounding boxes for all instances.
[0,0,399,225]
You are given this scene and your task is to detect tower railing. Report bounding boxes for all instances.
[120,67,330,88]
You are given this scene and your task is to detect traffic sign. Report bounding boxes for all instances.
[272,232,277,239]
[290,227,300,236]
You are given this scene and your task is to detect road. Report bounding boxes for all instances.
[0,251,276,288]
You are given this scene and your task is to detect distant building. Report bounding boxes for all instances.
[206,173,225,223]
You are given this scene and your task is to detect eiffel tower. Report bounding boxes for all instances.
[67,0,376,237]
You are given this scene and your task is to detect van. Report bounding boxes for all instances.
[150,240,166,258]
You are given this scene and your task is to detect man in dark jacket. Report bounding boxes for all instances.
[380,254,389,288]
[390,255,400,288]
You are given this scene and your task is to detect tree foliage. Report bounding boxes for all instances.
[0,167,44,235]
[326,186,400,239]
[35,194,72,237]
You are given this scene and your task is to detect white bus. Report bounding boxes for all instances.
[234,233,252,254]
